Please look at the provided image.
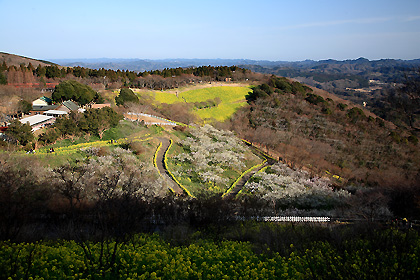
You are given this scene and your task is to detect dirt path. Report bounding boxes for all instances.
[124,113,176,126]
[223,144,277,199]
[155,138,184,195]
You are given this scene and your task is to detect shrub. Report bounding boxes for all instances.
[346,107,366,123]
[337,103,347,111]
[305,93,326,105]
[407,135,418,145]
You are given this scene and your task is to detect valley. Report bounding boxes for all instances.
[1,52,419,279]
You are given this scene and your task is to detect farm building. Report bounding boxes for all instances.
[19,115,54,131]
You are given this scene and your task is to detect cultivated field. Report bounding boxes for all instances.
[140,85,251,122]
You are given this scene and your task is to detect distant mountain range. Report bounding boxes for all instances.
[50,58,275,72]
[51,57,420,72]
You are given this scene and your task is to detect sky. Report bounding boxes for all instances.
[1,0,420,61]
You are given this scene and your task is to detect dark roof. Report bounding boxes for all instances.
[40,96,52,104]
[31,104,59,111]
[62,100,79,111]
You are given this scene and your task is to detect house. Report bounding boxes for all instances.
[19,115,55,131]
[32,96,52,106]
[56,100,80,113]
[29,104,59,115]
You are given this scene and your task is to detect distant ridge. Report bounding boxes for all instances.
[50,57,420,72]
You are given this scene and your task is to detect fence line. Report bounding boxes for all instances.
[236,216,331,223]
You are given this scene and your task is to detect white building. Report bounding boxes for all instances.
[19,115,54,131]
[43,110,68,117]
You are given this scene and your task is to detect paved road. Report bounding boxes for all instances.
[155,138,184,195]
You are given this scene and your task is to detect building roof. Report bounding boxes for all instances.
[31,104,59,111]
[20,115,54,126]
[91,103,111,109]
[40,96,52,103]
[43,110,68,116]
[62,100,79,111]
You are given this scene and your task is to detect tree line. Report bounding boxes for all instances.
[1,61,256,89]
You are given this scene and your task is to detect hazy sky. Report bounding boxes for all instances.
[1,0,419,61]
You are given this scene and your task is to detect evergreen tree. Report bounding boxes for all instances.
[52,80,97,105]
[35,65,46,77]
[0,72,6,85]
[5,120,34,146]
[115,88,139,106]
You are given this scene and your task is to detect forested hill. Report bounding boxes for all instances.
[0,52,55,68]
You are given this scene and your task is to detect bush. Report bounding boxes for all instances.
[337,103,348,111]
[346,107,366,123]
[407,135,418,145]
[305,93,326,105]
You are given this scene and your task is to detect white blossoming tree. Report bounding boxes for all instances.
[240,163,350,212]
[172,124,250,194]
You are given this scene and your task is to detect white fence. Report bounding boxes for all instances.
[235,216,331,223]
[262,216,330,222]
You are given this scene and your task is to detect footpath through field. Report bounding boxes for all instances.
[155,137,184,195]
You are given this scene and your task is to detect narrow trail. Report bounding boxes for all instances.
[223,142,277,199]
[155,137,184,195]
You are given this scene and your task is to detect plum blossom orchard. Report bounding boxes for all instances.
[241,163,350,211]
[173,125,248,189]
[52,147,166,205]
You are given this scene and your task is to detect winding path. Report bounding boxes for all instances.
[223,142,277,199]
[155,137,185,195]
